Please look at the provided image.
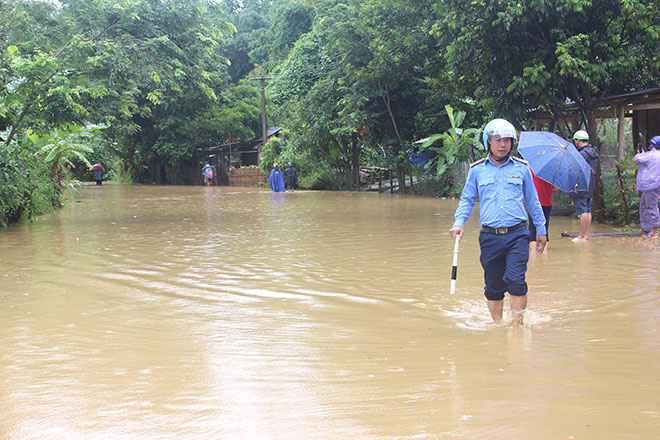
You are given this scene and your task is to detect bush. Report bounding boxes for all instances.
[302,164,348,190]
[602,153,640,226]
[0,141,58,226]
[0,145,29,225]
[413,171,453,197]
[260,137,282,174]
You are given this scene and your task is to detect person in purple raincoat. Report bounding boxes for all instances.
[633,136,660,236]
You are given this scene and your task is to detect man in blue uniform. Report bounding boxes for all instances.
[449,119,547,325]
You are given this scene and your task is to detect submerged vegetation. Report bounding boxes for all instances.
[1,0,659,226]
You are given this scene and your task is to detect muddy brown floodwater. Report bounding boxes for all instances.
[1,184,659,439]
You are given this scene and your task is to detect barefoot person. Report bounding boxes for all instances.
[571,130,599,240]
[449,119,547,325]
[633,135,660,236]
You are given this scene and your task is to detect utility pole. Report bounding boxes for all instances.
[250,77,273,161]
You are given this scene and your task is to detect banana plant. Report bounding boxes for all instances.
[414,105,479,178]
[25,123,107,181]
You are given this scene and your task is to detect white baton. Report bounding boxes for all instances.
[450,236,460,295]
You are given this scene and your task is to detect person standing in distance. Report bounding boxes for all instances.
[449,119,547,325]
[633,135,660,236]
[284,162,298,191]
[202,163,215,186]
[571,130,599,240]
[93,167,104,185]
[267,162,286,192]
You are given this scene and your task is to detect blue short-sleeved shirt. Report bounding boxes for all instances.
[453,155,547,236]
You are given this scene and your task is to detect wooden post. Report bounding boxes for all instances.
[615,163,630,225]
[352,134,360,190]
[617,105,626,160]
[250,77,273,162]
[377,152,382,192]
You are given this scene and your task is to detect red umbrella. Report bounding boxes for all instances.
[91,164,103,171]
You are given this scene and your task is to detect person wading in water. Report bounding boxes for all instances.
[449,119,547,325]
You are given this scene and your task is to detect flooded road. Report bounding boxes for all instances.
[1,184,659,439]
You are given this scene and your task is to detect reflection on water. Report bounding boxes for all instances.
[1,184,659,439]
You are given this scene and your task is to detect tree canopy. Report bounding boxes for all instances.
[428,0,660,131]
[2,0,659,225]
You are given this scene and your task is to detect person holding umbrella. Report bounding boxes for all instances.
[91,164,104,185]
[518,130,595,243]
[572,130,599,241]
[633,135,660,236]
[449,119,547,325]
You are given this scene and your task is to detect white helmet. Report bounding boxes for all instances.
[573,130,589,141]
[482,118,517,151]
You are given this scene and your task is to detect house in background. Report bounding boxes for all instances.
[204,126,282,168]
[190,126,282,186]
[532,87,660,162]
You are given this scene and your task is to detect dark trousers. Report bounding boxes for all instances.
[528,205,552,240]
[478,227,529,300]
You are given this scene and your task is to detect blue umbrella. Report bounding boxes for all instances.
[518,131,591,196]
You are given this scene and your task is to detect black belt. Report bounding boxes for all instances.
[480,221,526,235]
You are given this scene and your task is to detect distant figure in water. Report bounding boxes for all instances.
[94,168,103,185]
[202,163,215,186]
[633,135,660,236]
[267,162,285,192]
[284,162,298,191]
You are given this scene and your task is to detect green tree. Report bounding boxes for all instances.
[4,0,236,178]
[222,0,271,82]
[270,0,445,191]
[270,3,361,188]
[431,0,660,218]
[194,79,262,149]
[1,0,245,223]
[255,0,314,66]
[414,105,480,193]
[26,123,106,200]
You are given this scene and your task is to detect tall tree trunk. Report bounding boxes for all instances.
[616,105,626,161]
[382,83,413,193]
[338,139,351,188]
[352,133,360,190]
[377,153,382,192]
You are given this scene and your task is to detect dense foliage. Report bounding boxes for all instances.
[1,0,659,226]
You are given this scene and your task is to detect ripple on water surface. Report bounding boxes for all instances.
[1,186,660,439]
